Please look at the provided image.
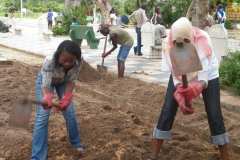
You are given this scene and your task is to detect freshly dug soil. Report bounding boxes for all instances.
[79,59,102,82]
[0,60,240,160]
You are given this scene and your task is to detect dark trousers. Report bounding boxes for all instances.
[48,20,53,29]
[156,76,226,137]
[134,27,142,54]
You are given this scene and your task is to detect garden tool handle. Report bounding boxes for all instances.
[30,100,60,109]
[101,35,108,67]
[182,75,191,108]
[103,35,108,54]
[101,57,105,66]
[182,75,188,88]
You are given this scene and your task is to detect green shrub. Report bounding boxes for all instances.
[220,51,240,94]
[123,0,137,15]
[25,0,64,13]
[52,25,66,35]
[31,6,45,13]
[52,6,87,36]
[225,20,233,30]
[46,1,64,12]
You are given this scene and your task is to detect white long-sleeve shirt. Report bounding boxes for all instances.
[130,8,148,28]
[217,10,226,23]
[162,30,219,86]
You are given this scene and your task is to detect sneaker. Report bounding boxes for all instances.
[147,154,158,160]
[77,147,84,152]
[137,53,143,56]
[76,147,85,158]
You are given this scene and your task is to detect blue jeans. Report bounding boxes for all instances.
[134,27,142,54]
[117,45,132,62]
[31,73,82,160]
[153,76,229,145]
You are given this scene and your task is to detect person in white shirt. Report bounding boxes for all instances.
[151,7,167,46]
[109,8,117,25]
[151,7,163,25]
[129,5,148,56]
[151,17,230,160]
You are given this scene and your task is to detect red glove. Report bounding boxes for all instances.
[42,92,53,109]
[181,81,204,101]
[174,85,194,115]
[59,92,73,110]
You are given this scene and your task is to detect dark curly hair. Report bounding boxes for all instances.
[53,40,82,66]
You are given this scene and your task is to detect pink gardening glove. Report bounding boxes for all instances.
[174,85,194,115]
[59,92,73,110]
[42,92,53,109]
[179,81,204,101]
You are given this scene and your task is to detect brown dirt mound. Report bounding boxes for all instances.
[79,59,102,82]
[0,61,240,160]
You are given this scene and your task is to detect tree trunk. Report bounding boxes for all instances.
[96,0,112,24]
[65,0,81,7]
[186,0,209,28]
[137,0,141,7]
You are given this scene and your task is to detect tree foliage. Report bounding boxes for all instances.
[122,0,191,26]
[52,5,87,35]
[0,0,19,12]
[25,0,64,12]
[123,0,138,15]
[0,0,65,13]
[220,51,240,95]
[109,0,125,15]
[210,0,240,4]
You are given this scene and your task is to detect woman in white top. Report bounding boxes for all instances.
[151,17,230,160]
[109,8,117,25]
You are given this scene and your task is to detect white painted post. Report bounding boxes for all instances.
[20,0,23,17]
[93,4,97,24]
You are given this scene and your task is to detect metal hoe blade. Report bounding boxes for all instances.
[8,99,60,129]
[170,43,202,76]
[9,99,32,129]
[97,35,108,72]
[97,58,107,72]
[170,42,203,113]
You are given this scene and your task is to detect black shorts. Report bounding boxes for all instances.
[48,20,53,26]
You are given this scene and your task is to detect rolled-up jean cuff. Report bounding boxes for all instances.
[153,127,171,140]
[211,133,230,145]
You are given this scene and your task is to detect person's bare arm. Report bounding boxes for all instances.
[102,33,118,57]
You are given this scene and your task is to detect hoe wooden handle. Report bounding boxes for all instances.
[101,35,108,66]
[24,99,60,109]
[182,75,191,108]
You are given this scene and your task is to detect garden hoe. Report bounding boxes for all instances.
[97,35,108,72]
[9,98,60,130]
[169,38,203,109]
